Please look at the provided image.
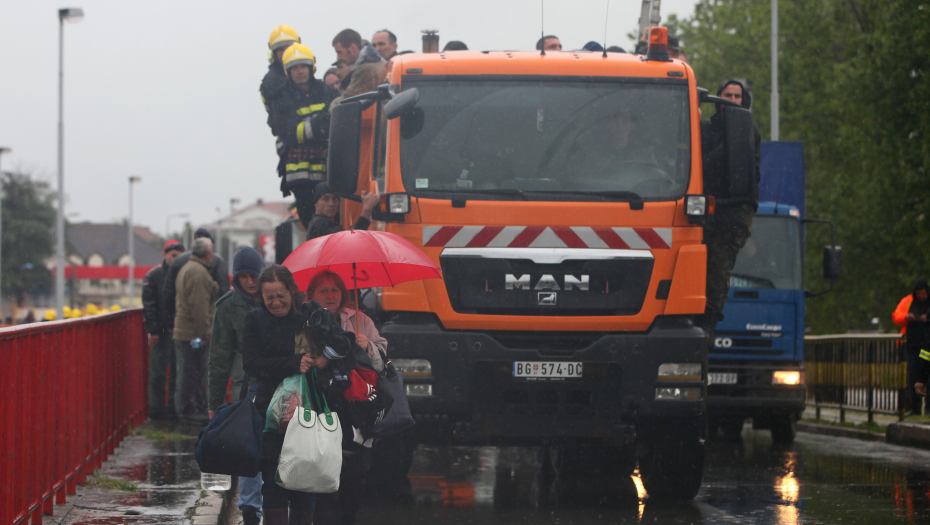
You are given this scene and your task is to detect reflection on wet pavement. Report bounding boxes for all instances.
[61,420,202,524]
[361,427,930,524]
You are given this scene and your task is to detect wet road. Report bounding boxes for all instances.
[57,420,203,525]
[360,427,930,525]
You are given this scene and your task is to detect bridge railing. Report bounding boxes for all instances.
[0,309,147,525]
[805,333,906,423]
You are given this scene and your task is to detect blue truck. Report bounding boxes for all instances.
[707,142,841,443]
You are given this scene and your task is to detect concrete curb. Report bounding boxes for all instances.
[886,422,930,450]
[192,477,239,525]
[797,421,886,443]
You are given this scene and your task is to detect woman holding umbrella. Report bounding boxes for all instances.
[307,270,387,372]
[241,264,373,525]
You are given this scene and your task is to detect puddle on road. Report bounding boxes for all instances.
[361,429,930,524]
[75,488,200,516]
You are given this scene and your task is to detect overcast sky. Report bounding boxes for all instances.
[0,0,699,237]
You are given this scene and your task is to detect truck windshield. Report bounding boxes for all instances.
[729,216,803,290]
[398,79,691,201]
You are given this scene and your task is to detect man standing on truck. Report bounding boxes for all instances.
[262,25,300,134]
[893,280,930,415]
[700,80,762,339]
[271,43,340,226]
[536,35,562,51]
[331,29,386,104]
[372,29,398,61]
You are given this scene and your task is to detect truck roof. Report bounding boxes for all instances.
[388,51,691,79]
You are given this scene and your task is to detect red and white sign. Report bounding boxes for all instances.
[422,226,672,250]
[259,234,276,263]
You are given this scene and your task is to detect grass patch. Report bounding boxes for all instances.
[803,417,888,433]
[139,427,194,441]
[91,470,139,491]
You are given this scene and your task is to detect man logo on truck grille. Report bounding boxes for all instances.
[538,292,557,306]
[505,274,590,291]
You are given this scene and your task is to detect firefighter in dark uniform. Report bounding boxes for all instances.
[700,80,762,341]
[143,240,185,419]
[261,25,300,132]
[271,43,340,227]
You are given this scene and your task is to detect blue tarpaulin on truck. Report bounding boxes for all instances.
[759,142,805,216]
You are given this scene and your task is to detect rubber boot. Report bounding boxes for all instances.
[262,508,287,525]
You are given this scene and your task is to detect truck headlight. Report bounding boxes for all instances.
[773,371,803,385]
[406,384,433,397]
[393,359,431,378]
[685,195,714,216]
[655,387,702,401]
[388,193,410,214]
[657,363,702,382]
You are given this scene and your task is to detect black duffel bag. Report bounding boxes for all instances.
[195,376,263,477]
[370,352,415,438]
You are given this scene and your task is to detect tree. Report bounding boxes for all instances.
[670,0,929,332]
[1,171,56,304]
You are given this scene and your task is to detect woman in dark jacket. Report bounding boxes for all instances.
[242,264,372,525]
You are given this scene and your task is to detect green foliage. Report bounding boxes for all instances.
[91,469,139,491]
[1,172,56,300]
[674,0,930,332]
[138,427,194,441]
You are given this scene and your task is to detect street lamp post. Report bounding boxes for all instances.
[228,198,240,265]
[166,213,189,240]
[55,7,84,318]
[128,176,141,306]
[0,147,10,319]
[771,0,779,141]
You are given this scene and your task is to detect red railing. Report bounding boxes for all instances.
[0,309,148,525]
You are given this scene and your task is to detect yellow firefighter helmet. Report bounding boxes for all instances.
[269,25,300,52]
[282,43,316,75]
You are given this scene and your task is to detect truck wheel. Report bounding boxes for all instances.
[638,432,705,500]
[770,415,797,444]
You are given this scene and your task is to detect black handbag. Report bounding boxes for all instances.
[195,375,263,477]
[369,351,415,438]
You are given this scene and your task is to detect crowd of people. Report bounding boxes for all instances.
[143,233,392,522]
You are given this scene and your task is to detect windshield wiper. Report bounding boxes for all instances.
[729,273,776,289]
[414,188,528,201]
[530,190,644,209]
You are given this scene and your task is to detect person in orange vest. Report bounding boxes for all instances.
[893,280,930,415]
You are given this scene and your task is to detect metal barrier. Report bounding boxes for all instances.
[805,333,906,423]
[0,310,147,525]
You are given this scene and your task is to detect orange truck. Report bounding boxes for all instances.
[319,29,756,500]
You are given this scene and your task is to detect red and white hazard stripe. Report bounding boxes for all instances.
[422,226,672,249]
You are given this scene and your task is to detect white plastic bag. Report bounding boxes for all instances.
[275,370,343,493]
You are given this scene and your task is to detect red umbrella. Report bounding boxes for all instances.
[282,229,442,327]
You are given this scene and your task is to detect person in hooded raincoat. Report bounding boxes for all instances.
[207,246,267,525]
[699,80,762,345]
[894,280,930,414]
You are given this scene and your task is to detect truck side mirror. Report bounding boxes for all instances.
[823,246,842,280]
[723,106,755,196]
[328,101,363,194]
[384,88,419,120]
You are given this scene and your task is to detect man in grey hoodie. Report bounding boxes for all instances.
[207,246,266,525]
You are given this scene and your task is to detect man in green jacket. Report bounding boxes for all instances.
[174,237,219,423]
[208,246,265,525]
